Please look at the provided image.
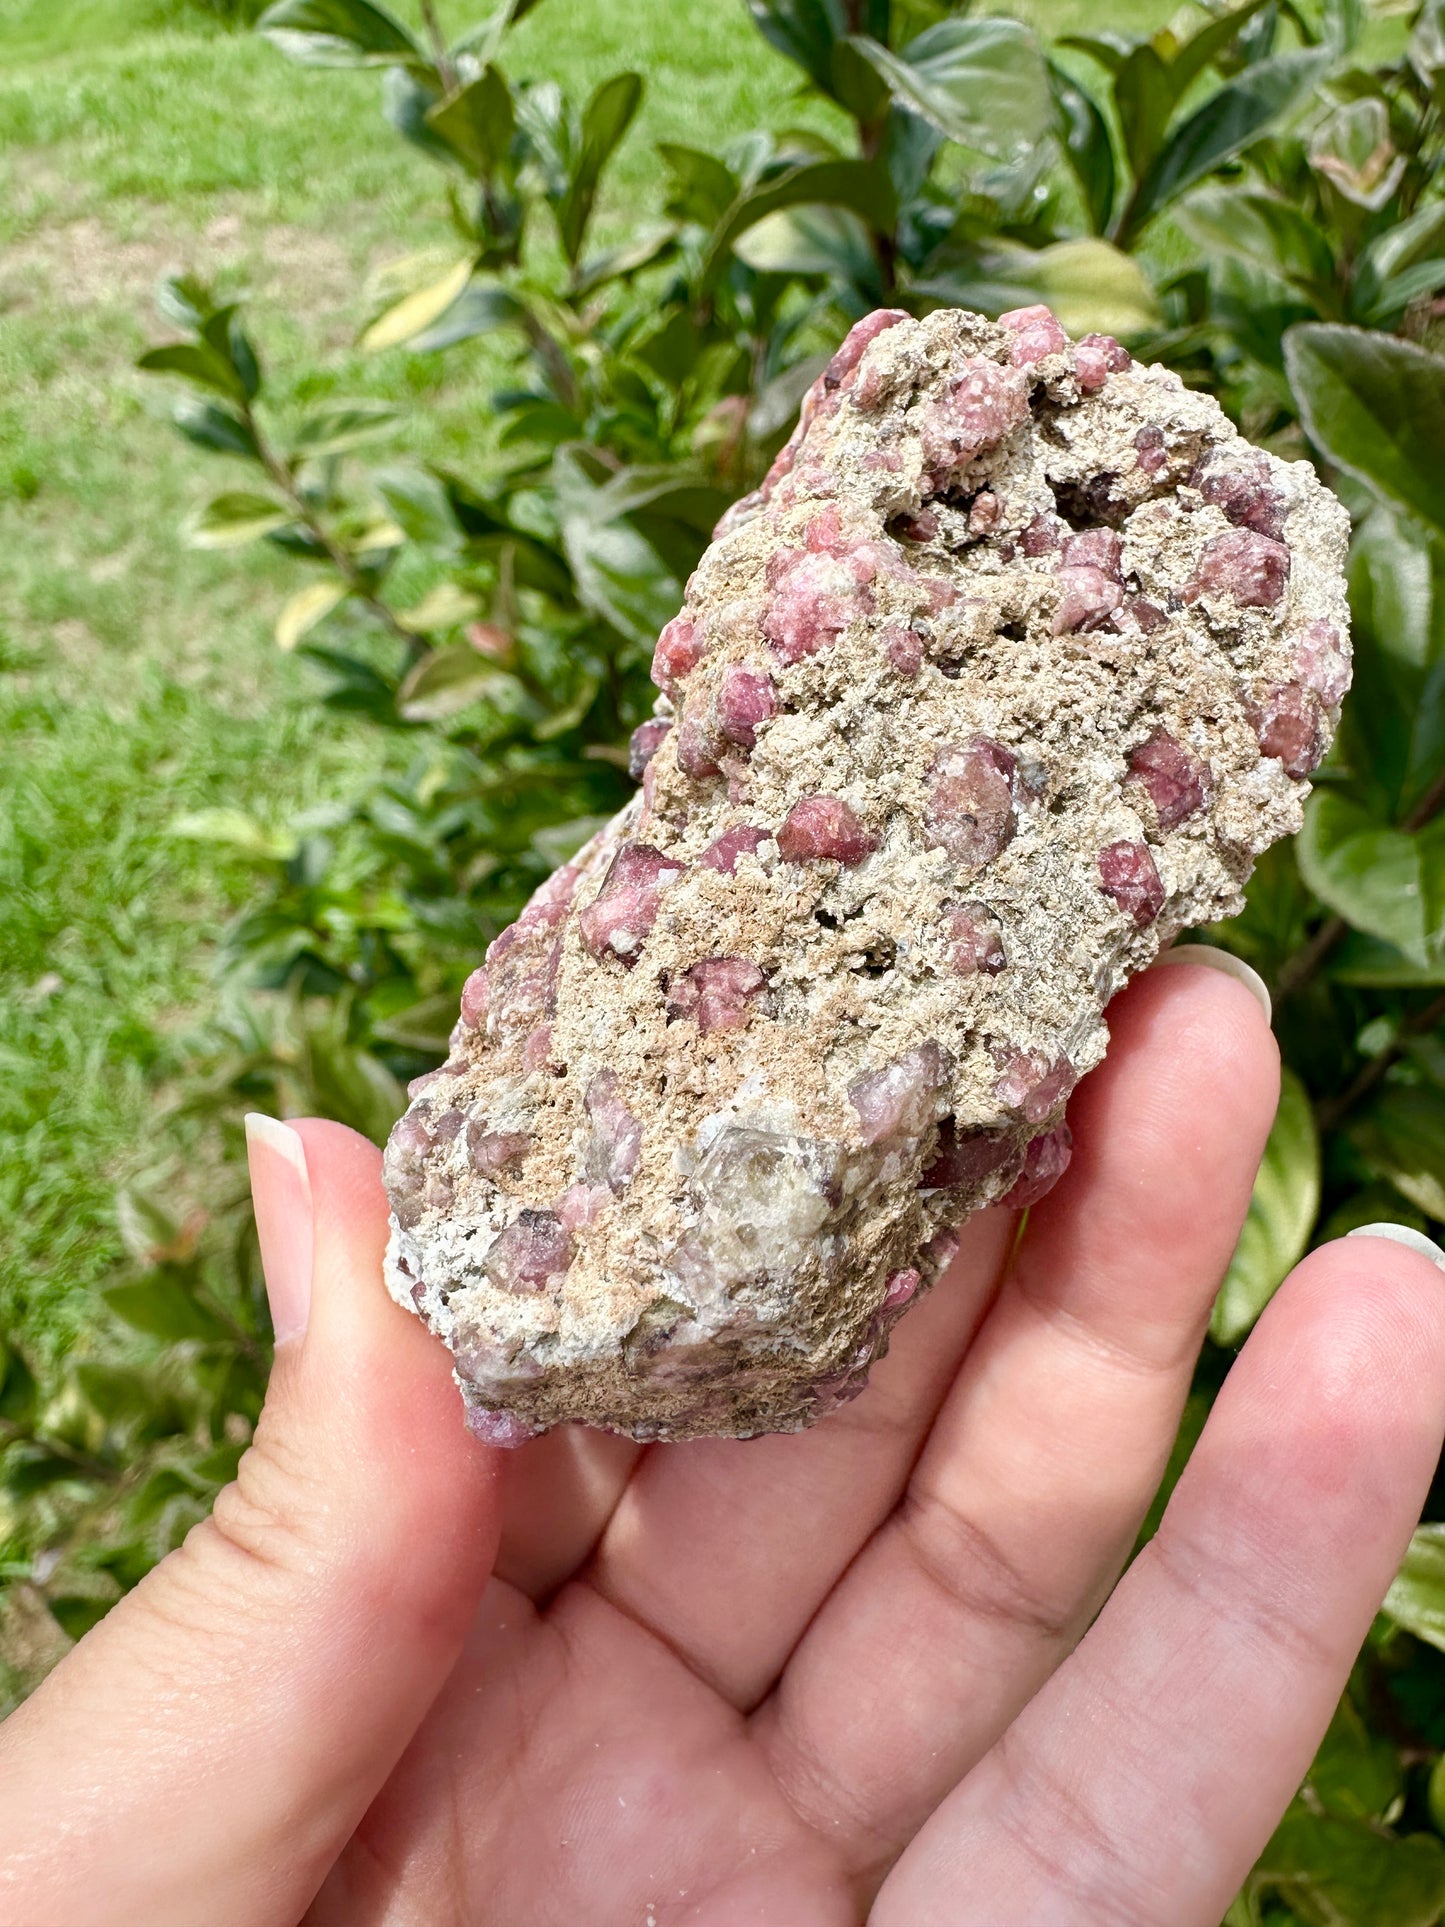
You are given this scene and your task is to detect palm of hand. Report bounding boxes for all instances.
[310,969,1378,1927]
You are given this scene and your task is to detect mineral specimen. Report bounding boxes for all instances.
[383,304,1351,1442]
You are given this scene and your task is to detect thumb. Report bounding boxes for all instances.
[0,1117,502,1927]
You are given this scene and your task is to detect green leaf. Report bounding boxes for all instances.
[256,0,422,68]
[1331,932,1445,988]
[73,1363,166,1429]
[1285,325,1445,543]
[1166,0,1278,100]
[373,465,462,550]
[732,204,876,283]
[396,646,516,722]
[702,159,896,286]
[103,1278,231,1344]
[1388,1524,1445,1650]
[170,397,263,461]
[1049,60,1115,235]
[1298,792,1445,971]
[169,808,300,861]
[185,491,291,550]
[2,1443,87,1499]
[136,342,247,404]
[291,400,402,456]
[394,581,482,632]
[370,993,460,1052]
[658,143,739,227]
[1351,1086,1445,1223]
[1113,42,1174,183]
[405,280,526,355]
[533,672,600,740]
[114,1187,191,1267]
[1358,194,1445,293]
[1252,1806,1445,1927]
[360,255,473,351]
[1125,48,1331,238]
[0,1347,37,1429]
[1178,186,1336,299]
[556,71,643,266]
[274,580,348,651]
[155,272,216,332]
[200,308,259,402]
[47,1595,113,1642]
[982,238,1162,337]
[550,447,684,647]
[1308,1696,1402,1823]
[746,0,845,94]
[571,222,675,294]
[1309,98,1403,212]
[1210,1066,1320,1346]
[846,19,1051,161]
[425,64,515,176]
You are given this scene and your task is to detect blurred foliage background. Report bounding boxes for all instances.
[3,1,1445,1918]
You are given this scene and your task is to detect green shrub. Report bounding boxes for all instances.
[5,2,1445,1915]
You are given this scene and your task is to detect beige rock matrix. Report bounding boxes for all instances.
[382,304,1351,1444]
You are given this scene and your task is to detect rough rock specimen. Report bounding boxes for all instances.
[383,304,1351,1444]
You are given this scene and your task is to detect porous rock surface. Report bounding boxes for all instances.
[383,305,1351,1443]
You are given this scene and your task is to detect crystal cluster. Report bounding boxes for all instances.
[383,305,1351,1442]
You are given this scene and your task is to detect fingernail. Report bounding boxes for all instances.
[1347,1223,1445,1271]
[1154,943,1272,1025]
[245,1114,314,1344]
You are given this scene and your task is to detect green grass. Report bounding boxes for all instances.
[0,0,1173,1359]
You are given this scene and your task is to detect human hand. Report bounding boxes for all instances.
[3,959,1443,1927]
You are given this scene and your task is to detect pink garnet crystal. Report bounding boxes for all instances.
[776,795,875,865]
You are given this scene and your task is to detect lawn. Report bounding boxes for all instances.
[0,0,1171,1362]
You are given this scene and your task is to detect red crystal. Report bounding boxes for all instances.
[667,956,768,1034]
[882,623,922,677]
[1187,528,1290,607]
[584,1068,643,1191]
[1002,1124,1073,1209]
[1062,528,1123,578]
[1249,683,1323,778]
[459,967,490,1029]
[628,718,671,780]
[849,1041,949,1147]
[925,738,1016,868]
[1293,618,1349,708]
[945,900,1007,974]
[483,1210,572,1293]
[1098,839,1166,927]
[1022,513,1062,556]
[1127,729,1209,830]
[1197,457,1286,539]
[919,356,1029,473]
[1134,425,1167,476]
[1076,334,1129,391]
[651,615,703,697]
[776,795,875,865]
[699,824,769,873]
[883,1266,921,1309]
[716,666,778,749]
[763,550,863,665]
[921,1119,1016,1190]
[822,308,908,394]
[1054,563,1124,634]
[998,303,1066,366]
[577,841,685,966]
[467,1124,531,1175]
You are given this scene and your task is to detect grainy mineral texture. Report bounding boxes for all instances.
[383,304,1351,1443]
